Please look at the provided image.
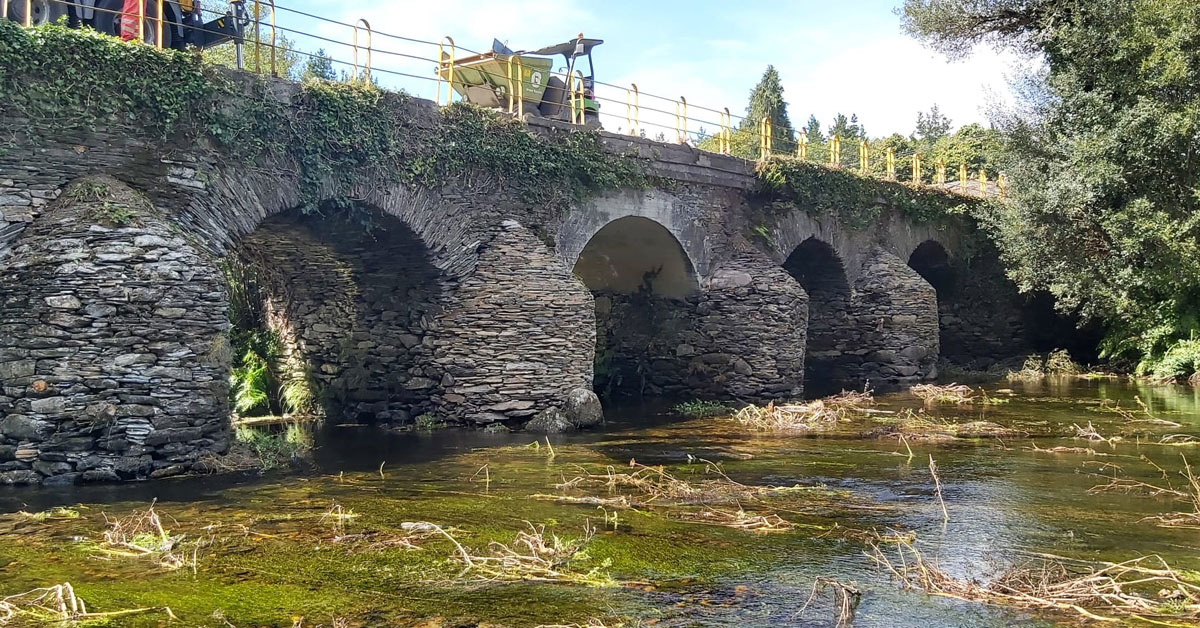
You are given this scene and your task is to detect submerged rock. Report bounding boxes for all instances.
[525,407,573,433]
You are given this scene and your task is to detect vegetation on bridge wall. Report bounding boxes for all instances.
[752,156,984,231]
[0,20,644,215]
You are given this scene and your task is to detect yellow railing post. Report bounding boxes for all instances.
[998,173,1008,199]
[138,0,145,42]
[252,0,260,72]
[2,0,10,27]
[912,153,922,185]
[266,0,276,75]
[155,0,163,48]
[886,148,895,180]
[720,107,731,155]
[436,36,456,106]
[797,135,807,161]
[628,84,640,136]
[859,140,868,175]
[959,163,968,192]
[979,169,988,196]
[829,135,841,167]
[571,71,586,125]
[675,97,688,143]
[353,19,372,83]
[506,55,524,118]
[936,159,946,185]
[758,118,773,159]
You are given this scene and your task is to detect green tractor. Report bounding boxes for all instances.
[439,34,602,126]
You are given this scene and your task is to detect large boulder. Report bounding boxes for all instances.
[563,388,603,428]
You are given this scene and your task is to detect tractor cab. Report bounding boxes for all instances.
[439,34,603,125]
[528,35,602,118]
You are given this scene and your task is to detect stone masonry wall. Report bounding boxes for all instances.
[0,177,230,485]
[432,221,596,427]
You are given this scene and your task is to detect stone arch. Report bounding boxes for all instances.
[907,240,956,296]
[557,188,710,280]
[570,214,700,400]
[573,216,699,299]
[232,204,449,423]
[782,237,854,391]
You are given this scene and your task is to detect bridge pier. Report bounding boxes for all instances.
[0,177,232,485]
[849,247,940,387]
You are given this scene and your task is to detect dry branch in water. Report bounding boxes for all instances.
[0,582,175,626]
[868,534,1200,622]
[910,383,976,406]
[555,458,811,508]
[1141,456,1200,529]
[96,503,205,570]
[734,390,875,432]
[676,508,793,533]
[798,577,860,628]
[465,521,606,584]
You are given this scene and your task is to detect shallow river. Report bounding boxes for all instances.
[2,378,1200,627]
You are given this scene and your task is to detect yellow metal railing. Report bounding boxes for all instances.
[759,118,772,159]
[352,18,372,82]
[436,36,456,106]
[571,70,586,125]
[674,97,687,144]
[886,148,895,180]
[719,107,732,155]
[506,54,524,117]
[858,140,868,175]
[911,153,922,185]
[252,0,277,76]
[936,159,946,185]
[626,84,639,136]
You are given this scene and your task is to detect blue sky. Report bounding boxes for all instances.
[269,0,1025,138]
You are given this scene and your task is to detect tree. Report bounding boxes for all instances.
[729,65,797,158]
[301,48,336,82]
[826,113,865,141]
[903,0,1200,376]
[803,115,824,145]
[915,104,952,143]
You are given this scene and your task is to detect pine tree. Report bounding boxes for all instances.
[803,115,824,144]
[730,65,797,158]
[302,49,336,82]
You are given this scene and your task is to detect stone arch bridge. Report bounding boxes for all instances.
[0,77,1029,485]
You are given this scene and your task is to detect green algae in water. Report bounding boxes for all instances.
[0,380,1199,626]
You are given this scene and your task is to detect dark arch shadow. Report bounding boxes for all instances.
[573,216,699,401]
[231,203,446,424]
[783,237,853,394]
[908,240,956,297]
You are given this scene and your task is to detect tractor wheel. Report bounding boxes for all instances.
[7,0,68,25]
[90,0,120,35]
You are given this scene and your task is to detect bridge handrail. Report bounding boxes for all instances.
[5,0,1005,197]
